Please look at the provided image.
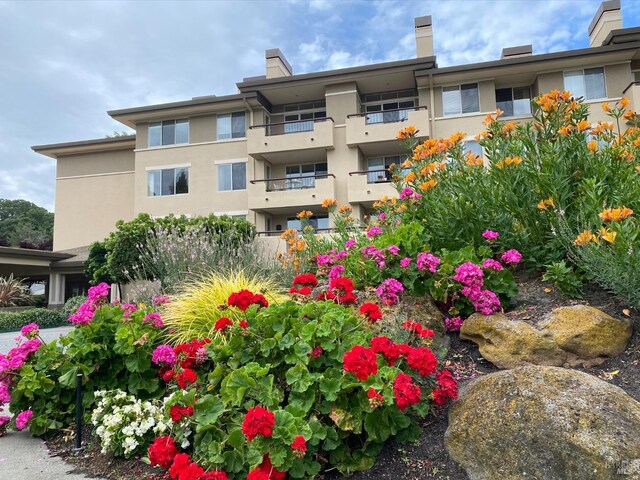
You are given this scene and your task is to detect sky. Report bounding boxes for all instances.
[1,0,640,212]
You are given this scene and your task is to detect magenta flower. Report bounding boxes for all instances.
[416,252,441,273]
[501,249,522,264]
[375,278,404,305]
[366,227,383,238]
[0,415,10,436]
[152,295,171,305]
[68,302,96,325]
[328,265,345,280]
[379,212,387,220]
[482,230,500,240]
[472,290,502,315]
[316,254,333,267]
[399,257,412,268]
[0,382,10,403]
[20,323,39,339]
[120,303,137,317]
[143,313,164,328]
[453,262,484,288]
[482,259,503,271]
[444,316,464,332]
[387,245,400,256]
[152,345,177,366]
[87,282,110,303]
[15,410,33,430]
[344,239,356,249]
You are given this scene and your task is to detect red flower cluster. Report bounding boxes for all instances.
[370,336,402,366]
[239,319,249,329]
[405,347,438,377]
[308,346,324,359]
[159,367,176,382]
[343,345,378,380]
[148,436,179,469]
[176,368,197,389]
[242,406,275,441]
[247,454,286,480]
[201,472,230,480]
[175,339,212,369]
[290,273,317,295]
[367,388,384,409]
[169,405,194,422]
[318,277,356,304]
[359,303,382,322]
[169,453,204,480]
[402,320,435,338]
[228,290,269,311]
[214,317,233,331]
[290,435,307,458]
[432,370,459,406]
[393,373,422,412]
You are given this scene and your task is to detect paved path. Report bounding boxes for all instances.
[0,326,73,353]
[0,431,93,478]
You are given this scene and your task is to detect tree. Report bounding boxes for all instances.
[0,199,54,249]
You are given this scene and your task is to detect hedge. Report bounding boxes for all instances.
[0,296,84,332]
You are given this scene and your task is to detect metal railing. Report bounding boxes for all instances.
[347,106,427,125]
[349,169,392,184]
[256,227,336,237]
[250,173,335,192]
[249,117,334,136]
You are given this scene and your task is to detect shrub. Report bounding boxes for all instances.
[0,275,31,307]
[0,308,67,331]
[91,389,170,458]
[61,295,87,319]
[148,287,457,478]
[542,261,583,298]
[4,286,166,436]
[161,271,288,344]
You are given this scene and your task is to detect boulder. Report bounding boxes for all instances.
[445,366,640,480]
[460,305,632,368]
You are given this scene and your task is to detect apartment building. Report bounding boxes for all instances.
[31,0,640,304]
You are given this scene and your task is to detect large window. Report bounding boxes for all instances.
[217,112,246,140]
[148,119,189,147]
[495,86,531,116]
[366,155,404,183]
[564,68,606,100]
[362,90,417,125]
[279,162,328,190]
[147,167,189,196]
[282,101,326,134]
[287,215,329,232]
[443,83,480,116]
[217,162,246,191]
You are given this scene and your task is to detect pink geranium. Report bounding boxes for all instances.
[482,259,503,271]
[15,410,33,430]
[143,313,164,328]
[20,323,39,339]
[501,249,522,264]
[152,345,177,366]
[482,230,500,240]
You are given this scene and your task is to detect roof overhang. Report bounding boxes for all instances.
[32,135,136,159]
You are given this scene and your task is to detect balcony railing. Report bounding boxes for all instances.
[249,117,334,136]
[250,173,335,192]
[347,106,427,125]
[349,169,392,184]
[256,227,336,237]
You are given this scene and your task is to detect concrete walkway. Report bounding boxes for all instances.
[0,326,73,353]
[0,430,94,478]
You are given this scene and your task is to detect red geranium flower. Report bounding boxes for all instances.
[159,367,176,383]
[252,293,269,308]
[176,368,197,389]
[367,388,384,409]
[405,346,438,377]
[247,454,285,480]
[214,317,233,331]
[242,406,275,441]
[148,436,179,469]
[169,453,191,479]
[239,320,249,329]
[289,287,312,295]
[432,370,458,406]
[228,290,268,311]
[201,471,230,480]
[292,273,318,288]
[170,405,194,422]
[343,345,378,380]
[359,302,382,322]
[175,339,211,369]
[178,462,205,480]
[402,320,434,338]
[308,346,323,359]
[291,435,307,458]
[370,336,402,366]
[330,277,354,294]
[393,373,421,412]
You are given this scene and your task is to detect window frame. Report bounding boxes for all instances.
[216,111,247,141]
[495,86,532,117]
[442,83,480,116]
[563,67,607,101]
[366,155,405,183]
[147,166,190,197]
[148,119,189,148]
[361,89,418,125]
[217,161,247,192]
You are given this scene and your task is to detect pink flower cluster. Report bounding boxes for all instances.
[366,227,383,238]
[316,248,348,268]
[453,262,484,288]
[69,282,111,324]
[152,344,177,367]
[400,257,412,268]
[15,410,33,430]
[361,245,386,269]
[0,339,42,376]
[501,249,522,264]
[454,262,503,315]
[399,188,422,200]
[482,259,503,271]
[444,316,464,332]
[328,265,345,280]
[152,295,171,305]
[375,278,404,305]
[143,313,164,328]
[416,252,441,273]
[482,229,500,240]
[19,323,39,339]
[344,238,357,249]
[387,245,400,256]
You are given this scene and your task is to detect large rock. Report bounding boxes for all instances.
[445,366,640,480]
[460,305,632,368]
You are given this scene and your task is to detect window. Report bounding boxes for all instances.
[147,167,189,196]
[282,101,326,134]
[217,112,246,140]
[287,215,329,232]
[443,83,480,116]
[276,162,327,190]
[495,86,531,116]
[366,155,404,183]
[362,90,417,124]
[564,68,606,100]
[148,119,188,147]
[217,162,246,191]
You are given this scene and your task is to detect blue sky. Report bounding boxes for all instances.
[1,0,639,211]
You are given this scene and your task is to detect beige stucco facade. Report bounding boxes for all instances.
[31,0,640,256]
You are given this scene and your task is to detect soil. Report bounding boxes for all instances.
[46,270,640,480]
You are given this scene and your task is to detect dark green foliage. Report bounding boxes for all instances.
[0,308,67,331]
[0,199,54,249]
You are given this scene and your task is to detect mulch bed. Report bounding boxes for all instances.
[46,270,639,480]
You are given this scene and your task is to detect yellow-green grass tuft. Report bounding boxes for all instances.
[160,270,287,344]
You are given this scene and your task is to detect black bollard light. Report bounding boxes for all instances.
[74,373,83,451]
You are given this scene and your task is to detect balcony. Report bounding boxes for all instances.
[248,173,336,211]
[347,170,398,206]
[247,118,335,160]
[346,107,430,148]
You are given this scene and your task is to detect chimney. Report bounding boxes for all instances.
[265,48,292,79]
[589,0,622,47]
[501,45,533,60]
[415,15,433,57]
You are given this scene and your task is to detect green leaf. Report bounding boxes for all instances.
[272,410,296,442]
[318,375,341,401]
[364,411,391,442]
[226,428,245,450]
[195,395,227,426]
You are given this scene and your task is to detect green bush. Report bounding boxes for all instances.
[0,308,67,331]
[542,261,583,298]
[61,295,87,318]
[8,302,166,436]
